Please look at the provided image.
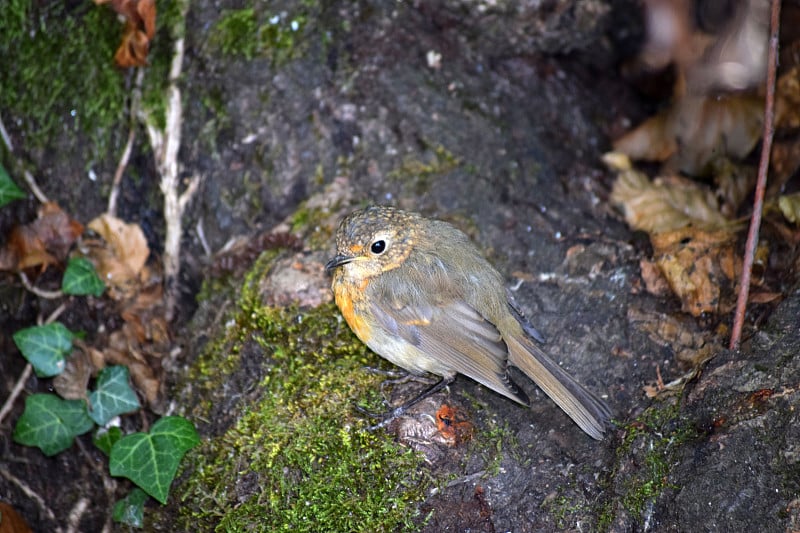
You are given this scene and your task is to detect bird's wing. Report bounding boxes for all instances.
[368,272,528,405]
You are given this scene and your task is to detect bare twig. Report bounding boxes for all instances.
[107,70,143,217]
[0,469,60,530]
[19,271,63,299]
[0,363,32,426]
[0,114,49,203]
[730,0,781,351]
[65,497,90,533]
[22,169,49,204]
[141,0,199,321]
[0,113,13,151]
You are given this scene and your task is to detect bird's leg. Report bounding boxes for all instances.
[357,375,455,431]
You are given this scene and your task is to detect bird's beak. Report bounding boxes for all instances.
[325,254,354,274]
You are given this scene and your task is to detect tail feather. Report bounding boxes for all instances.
[506,335,612,440]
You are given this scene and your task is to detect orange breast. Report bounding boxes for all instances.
[332,275,372,343]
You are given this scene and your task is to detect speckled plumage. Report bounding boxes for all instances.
[326,205,612,439]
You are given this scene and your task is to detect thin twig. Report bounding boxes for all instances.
[23,169,49,204]
[65,497,90,533]
[0,113,49,203]
[0,468,60,529]
[0,363,32,426]
[729,0,781,350]
[0,113,13,151]
[141,0,198,321]
[19,271,63,299]
[108,70,144,217]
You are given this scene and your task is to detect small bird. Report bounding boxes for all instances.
[325,206,612,439]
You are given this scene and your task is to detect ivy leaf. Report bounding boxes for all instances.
[13,394,94,456]
[94,426,123,456]
[110,416,200,504]
[88,366,140,426]
[112,487,148,528]
[13,322,74,377]
[62,256,106,296]
[0,163,26,207]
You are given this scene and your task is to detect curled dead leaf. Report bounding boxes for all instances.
[53,344,93,401]
[85,214,150,299]
[651,227,739,316]
[613,94,763,175]
[609,159,730,233]
[778,193,800,225]
[0,202,84,272]
[95,0,157,67]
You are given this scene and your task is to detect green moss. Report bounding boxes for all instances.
[597,401,698,529]
[289,202,337,250]
[211,5,308,64]
[175,250,429,531]
[388,143,462,194]
[0,2,126,156]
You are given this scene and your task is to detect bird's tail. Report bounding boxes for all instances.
[505,334,612,440]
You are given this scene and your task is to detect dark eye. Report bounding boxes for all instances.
[370,240,386,255]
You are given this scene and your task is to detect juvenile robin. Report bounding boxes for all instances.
[325,205,612,439]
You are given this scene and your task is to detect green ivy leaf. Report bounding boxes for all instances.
[94,426,123,456]
[13,322,74,377]
[112,487,148,528]
[13,394,94,456]
[109,416,200,504]
[0,164,26,207]
[62,257,106,296]
[87,366,140,426]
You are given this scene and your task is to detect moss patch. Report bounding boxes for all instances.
[597,400,698,530]
[172,251,429,531]
[210,5,308,64]
[0,2,125,155]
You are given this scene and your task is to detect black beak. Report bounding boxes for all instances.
[325,254,354,274]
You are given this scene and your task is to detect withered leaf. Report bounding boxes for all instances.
[613,94,763,175]
[86,214,150,299]
[0,202,84,272]
[651,227,739,316]
[608,156,730,233]
[95,0,156,67]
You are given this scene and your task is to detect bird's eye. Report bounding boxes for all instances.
[370,240,386,255]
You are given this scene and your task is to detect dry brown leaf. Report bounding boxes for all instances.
[613,94,763,175]
[86,214,150,299]
[609,158,729,233]
[0,501,33,533]
[96,0,156,67]
[651,227,739,316]
[640,258,671,296]
[710,158,757,218]
[778,193,800,225]
[749,291,782,304]
[104,331,161,405]
[0,202,84,272]
[775,66,800,130]
[53,346,93,401]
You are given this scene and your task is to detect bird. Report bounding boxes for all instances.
[325,205,612,439]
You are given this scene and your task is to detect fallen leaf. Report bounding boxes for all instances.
[640,258,671,296]
[609,159,730,233]
[651,227,739,316]
[778,192,800,225]
[0,202,84,272]
[95,0,156,67]
[86,214,150,299]
[613,94,763,175]
[53,345,93,401]
[0,501,33,533]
